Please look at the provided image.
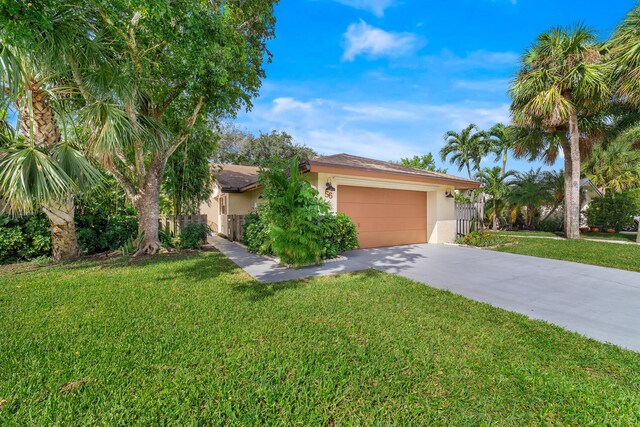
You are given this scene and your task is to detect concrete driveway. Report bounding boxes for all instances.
[210,236,640,352]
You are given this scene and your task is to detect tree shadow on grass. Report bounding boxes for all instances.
[4,248,235,283]
[230,269,385,302]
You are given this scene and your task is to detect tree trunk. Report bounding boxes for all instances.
[492,199,498,231]
[42,197,80,261]
[466,162,473,180]
[565,112,581,240]
[502,151,507,177]
[132,157,166,256]
[18,85,81,261]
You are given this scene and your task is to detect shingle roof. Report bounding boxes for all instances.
[214,164,260,192]
[308,153,480,187]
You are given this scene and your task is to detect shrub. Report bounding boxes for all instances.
[0,215,52,264]
[0,227,27,264]
[179,222,211,249]
[22,216,51,259]
[321,213,359,259]
[75,214,138,254]
[243,199,359,262]
[259,157,329,267]
[538,216,563,233]
[243,208,272,255]
[96,216,138,251]
[585,191,638,231]
[76,228,99,255]
[455,231,513,247]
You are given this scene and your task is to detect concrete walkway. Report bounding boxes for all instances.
[210,236,640,352]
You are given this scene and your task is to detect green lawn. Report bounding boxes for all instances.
[581,231,638,242]
[493,230,560,237]
[1,252,639,425]
[494,237,640,272]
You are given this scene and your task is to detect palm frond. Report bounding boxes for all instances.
[0,144,73,214]
[50,141,104,193]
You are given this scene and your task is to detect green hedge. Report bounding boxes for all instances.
[585,191,638,231]
[0,214,138,264]
[243,208,359,263]
[0,215,51,264]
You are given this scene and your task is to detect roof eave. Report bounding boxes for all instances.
[308,160,481,188]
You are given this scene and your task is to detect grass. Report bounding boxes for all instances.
[581,231,638,242]
[1,252,639,425]
[493,230,560,237]
[494,237,640,272]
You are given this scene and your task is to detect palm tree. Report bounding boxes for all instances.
[540,170,564,223]
[476,166,515,230]
[583,134,640,194]
[510,25,610,239]
[0,9,102,261]
[508,169,554,229]
[440,124,488,180]
[487,123,516,176]
[608,6,640,243]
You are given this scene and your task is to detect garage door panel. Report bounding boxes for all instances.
[340,187,427,205]
[339,203,425,219]
[351,217,426,233]
[337,185,427,249]
[358,230,428,249]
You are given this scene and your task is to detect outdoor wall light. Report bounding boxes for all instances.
[445,190,455,198]
[325,181,336,192]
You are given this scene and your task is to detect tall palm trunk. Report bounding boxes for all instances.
[492,199,499,231]
[19,85,80,261]
[502,151,507,177]
[565,111,581,240]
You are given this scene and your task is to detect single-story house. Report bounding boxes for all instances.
[199,153,480,248]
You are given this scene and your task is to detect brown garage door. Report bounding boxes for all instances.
[337,185,427,249]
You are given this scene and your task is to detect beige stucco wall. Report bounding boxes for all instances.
[426,188,457,243]
[199,193,221,233]
[200,188,262,236]
[202,172,460,244]
[228,189,262,215]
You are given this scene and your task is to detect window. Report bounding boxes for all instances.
[220,195,227,215]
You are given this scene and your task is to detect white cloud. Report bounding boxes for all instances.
[332,0,396,17]
[342,104,419,121]
[342,20,422,62]
[397,49,519,71]
[236,95,511,165]
[302,129,418,160]
[272,97,315,113]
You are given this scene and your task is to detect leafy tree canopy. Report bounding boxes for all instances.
[215,125,316,166]
[394,153,447,173]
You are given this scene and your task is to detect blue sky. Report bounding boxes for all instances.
[236,0,636,175]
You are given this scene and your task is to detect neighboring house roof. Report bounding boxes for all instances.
[213,164,260,193]
[580,178,603,198]
[304,153,480,188]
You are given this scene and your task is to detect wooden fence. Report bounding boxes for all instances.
[158,215,208,235]
[455,202,484,236]
[227,215,246,242]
